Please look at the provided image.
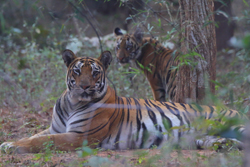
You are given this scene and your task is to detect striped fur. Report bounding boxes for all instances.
[0,50,244,154]
[114,27,178,102]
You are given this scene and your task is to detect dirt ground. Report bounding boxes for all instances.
[0,149,216,166]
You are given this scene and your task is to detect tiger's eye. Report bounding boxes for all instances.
[93,71,99,78]
[126,44,133,51]
[71,79,76,85]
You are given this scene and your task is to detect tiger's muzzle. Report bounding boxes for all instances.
[117,56,130,64]
[70,86,96,102]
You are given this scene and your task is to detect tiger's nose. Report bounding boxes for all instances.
[81,85,90,90]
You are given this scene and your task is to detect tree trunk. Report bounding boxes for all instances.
[244,123,250,167]
[175,0,217,103]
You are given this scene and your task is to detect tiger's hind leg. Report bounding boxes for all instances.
[195,136,243,150]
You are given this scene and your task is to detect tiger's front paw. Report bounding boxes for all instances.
[0,142,17,154]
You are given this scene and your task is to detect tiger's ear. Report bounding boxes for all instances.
[134,27,143,43]
[98,51,112,70]
[62,49,77,67]
[114,27,123,36]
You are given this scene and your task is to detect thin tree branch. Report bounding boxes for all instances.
[67,0,103,53]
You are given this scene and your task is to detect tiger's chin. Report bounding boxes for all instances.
[78,92,93,102]
[118,60,131,67]
[78,96,92,102]
[118,62,127,67]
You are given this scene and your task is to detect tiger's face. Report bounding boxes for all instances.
[62,50,112,103]
[114,27,143,64]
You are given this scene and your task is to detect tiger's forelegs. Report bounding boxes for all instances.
[151,86,166,102]
[29,129,50,138]
[0,131,84,154]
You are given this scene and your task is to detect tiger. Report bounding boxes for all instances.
[114,27,178,102]
[0,49,245,154]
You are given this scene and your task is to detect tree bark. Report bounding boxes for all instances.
[244,123,250,167]
[175,0,217,103]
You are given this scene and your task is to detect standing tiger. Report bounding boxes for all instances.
[114,27,178,102]
[0,50,244,154]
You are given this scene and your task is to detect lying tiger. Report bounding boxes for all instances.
[0,49,245,154]
[114,27,178,102]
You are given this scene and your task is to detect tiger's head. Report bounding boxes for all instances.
[114,27,143,64]
[62,49,112,103]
